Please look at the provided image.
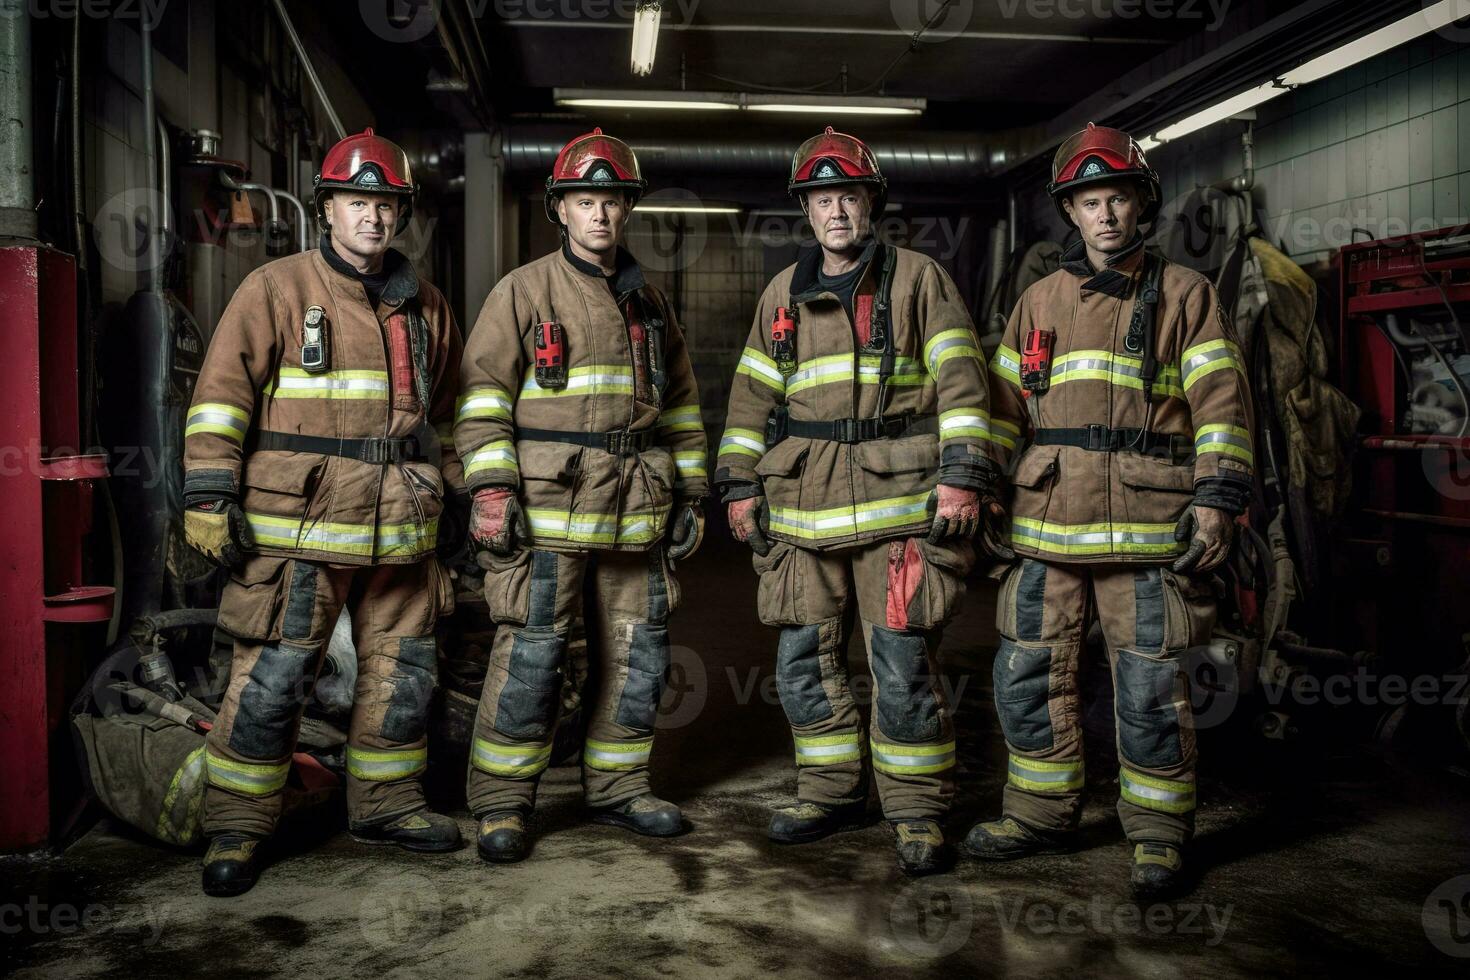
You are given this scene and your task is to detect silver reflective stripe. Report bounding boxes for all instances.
[940,413,990,434]
[720,433,766,455]
[1196,430,1250,452]
[796,742,857,760]
[788,360,851,387]
[457,392,512,418]
[186,408,248,433]
[926,334,976,373]
[875,747,956,769]
[738,351,785,387]
[1009,759,1077,783]
[276,375,388,393]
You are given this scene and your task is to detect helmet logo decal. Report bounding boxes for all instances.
[815,161,839,179]
[358,169,380,186]
[1080,159,1107,178]
[589,163,614,182]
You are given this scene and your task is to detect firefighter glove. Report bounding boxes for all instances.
[184,497,254,569]
[666,501,706,563]
[727,495,771,557]
[927,484,981,544]
[470,488,528,558]
[1171,503,1234,574]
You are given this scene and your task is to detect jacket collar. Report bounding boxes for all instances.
[560,240,647,297]
[319,233,419,306]
[791,237,878,304]
[1060,233,1146,298]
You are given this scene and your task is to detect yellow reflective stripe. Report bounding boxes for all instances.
[992,344,1021,386]
[519,364,635,398]
[1048,350,1184,397]
[205,752,289,796]
[871,739,956,775]
[658,404,704,432]
[786,354,853,395]
[264,369,390,400]
[1180,338,1245,391]
[857,354,929,386]
[346,746,428,782]
[924,328,982,375]
[464,440,518,478]
[718,427,766,460]
[938,407,1009,446]
[157,746,207,843]
[455,386,514,422]
[584,738,653,771]
[185,402,251,442]
[736,347,785,392]
[794,732,864,766]
[471,738,552,778]
[770,492,931,540]
[1006,754,1084,794]
[245,513,439,558]
[1011,516,1184,557]
[674,451,708,478]
[1194,423,1254,465]
[1120,768,1196,814]
[525,508,665,545]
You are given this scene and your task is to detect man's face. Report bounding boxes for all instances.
[324,191,402,260]
[806,184,873,253]
[557,189,629,257]
[1063,181,1141,255]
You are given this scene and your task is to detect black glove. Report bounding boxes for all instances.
[666,501,706,563]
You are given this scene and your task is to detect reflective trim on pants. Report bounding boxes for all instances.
[345,745,428,782]
[1006,754,1084,794]
[1120,767,1195,814]
[870,739,956,776]
[205,751,289,796]
[583,738,653,772]
[793,732,864,766]
[471,738,552,778]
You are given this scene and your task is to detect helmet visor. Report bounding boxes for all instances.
[790,131,878,183]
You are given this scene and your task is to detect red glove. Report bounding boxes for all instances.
[469,488,528,557]
[927,484,980,543]
[727,496,771,556]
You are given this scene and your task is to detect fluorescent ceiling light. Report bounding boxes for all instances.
[631,1,661,77]
[553,88,925,117]
[1281,0,1470,86]
[637,205,742,214]
[1141,0,1469,148]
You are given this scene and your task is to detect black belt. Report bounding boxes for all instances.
[516,426,656,456]
[251,430,423,463]
[1034,425,1194,462]
[785,412,934,444]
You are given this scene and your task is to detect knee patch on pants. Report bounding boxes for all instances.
[992,637,1054,752]
[380,636,438,744]
[231,641,316,758]
[869,625,939,743]
[495,628,565,740]
[282,562,320,641]
[616,623,670,731]
[1114,648,1184,769]
[776,622,835,727]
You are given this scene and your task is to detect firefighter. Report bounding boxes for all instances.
[458,129,707,863]
[183,128,467,896]
[964,124,1255,898]
[717,127,1009,876]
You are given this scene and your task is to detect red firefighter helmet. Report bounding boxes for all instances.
[788,126,887,215]
[1048,123,1161,225]
[543,128,647,224]
[313,127,417,226]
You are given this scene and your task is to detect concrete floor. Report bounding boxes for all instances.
[5,535,1469,978]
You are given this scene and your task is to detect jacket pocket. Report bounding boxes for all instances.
[217,555,293,640]
[1161,568,1216,650]
[481,548,533,626]
[239,453,324,544]
[1115,451,1195,494]
[518,441,582,485]
[754,440,809,524]
[895,537,976,630]
[853,434,940,477]
[636,446,676,520]
[1010,445,1060,531]
[752,540,801,626]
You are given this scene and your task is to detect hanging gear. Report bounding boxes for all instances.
[543,127,647,224]
[313,127,418,226]
[788,126,888,215]
[1048,123,1162,226]
[771,306,799,377]
[534,320,568,389]
[1020,327,1056,396]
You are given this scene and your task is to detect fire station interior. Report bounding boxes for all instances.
[4,0,1470,975]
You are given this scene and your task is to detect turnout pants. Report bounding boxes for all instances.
[992,558,1216,847]
[205,555,456,838]
[467,547,679,816]
[753,536,974,821]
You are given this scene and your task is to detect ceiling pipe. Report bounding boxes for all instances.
[271,0,346,141]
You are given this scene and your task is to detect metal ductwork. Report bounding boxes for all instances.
[502,127,1019,183]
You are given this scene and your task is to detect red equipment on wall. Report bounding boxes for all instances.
[0,246,114,850]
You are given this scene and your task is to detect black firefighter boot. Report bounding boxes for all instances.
[350,808,463,852]
[962,816,1074,861]
[202,833,264,897]
[591,794,685,836]
[476,811,530,864]
[767,800,870,844]
[892,819,949,877]
[1130,842,1187,899]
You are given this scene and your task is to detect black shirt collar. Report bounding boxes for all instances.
[791,237,878,303]
[319,233,418,307]
[1060,233,1146,297]
[560,240,647,297]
